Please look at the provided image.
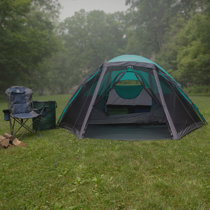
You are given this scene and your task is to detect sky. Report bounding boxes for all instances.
[59,0,128,20]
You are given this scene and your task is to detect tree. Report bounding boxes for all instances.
[46,10,127,94]
[155,0,210,87]
[125,0,180,57]
[0,0,60,94]
[175,14,210,86]
[124,0,208,58]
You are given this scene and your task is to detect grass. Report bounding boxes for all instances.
[0,95,209,209]
[184,85,210,96]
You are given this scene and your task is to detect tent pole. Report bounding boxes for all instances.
[153,68,178,140]
[78,65,107,139]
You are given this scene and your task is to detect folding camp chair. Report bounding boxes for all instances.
[3,86,44,138]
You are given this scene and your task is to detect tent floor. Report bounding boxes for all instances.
[85,124,171,140]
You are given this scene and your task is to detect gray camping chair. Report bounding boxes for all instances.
[3,86,45,138]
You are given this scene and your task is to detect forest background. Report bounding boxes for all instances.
[0,0,210,95]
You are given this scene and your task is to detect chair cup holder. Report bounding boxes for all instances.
[3,109,10,121]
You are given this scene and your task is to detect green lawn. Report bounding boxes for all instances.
[0,95,209,209]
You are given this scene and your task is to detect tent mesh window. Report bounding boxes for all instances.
[158,75,202,138]
[60,71,101,135]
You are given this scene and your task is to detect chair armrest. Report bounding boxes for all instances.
[33,106,48,117]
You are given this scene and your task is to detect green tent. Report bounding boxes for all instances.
[58,55,206,140]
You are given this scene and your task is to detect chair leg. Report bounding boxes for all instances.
[36,127,42,138]
[33,116,42,137]
[9,118,33,139]
[8,115,42,139]
[9,117,16,136]
[15,118,33,134]
[9,117,13,135]
[14,119,31,136]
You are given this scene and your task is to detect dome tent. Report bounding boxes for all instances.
[58,55,206,140]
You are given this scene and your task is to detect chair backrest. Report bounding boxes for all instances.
[5,86,33,114]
